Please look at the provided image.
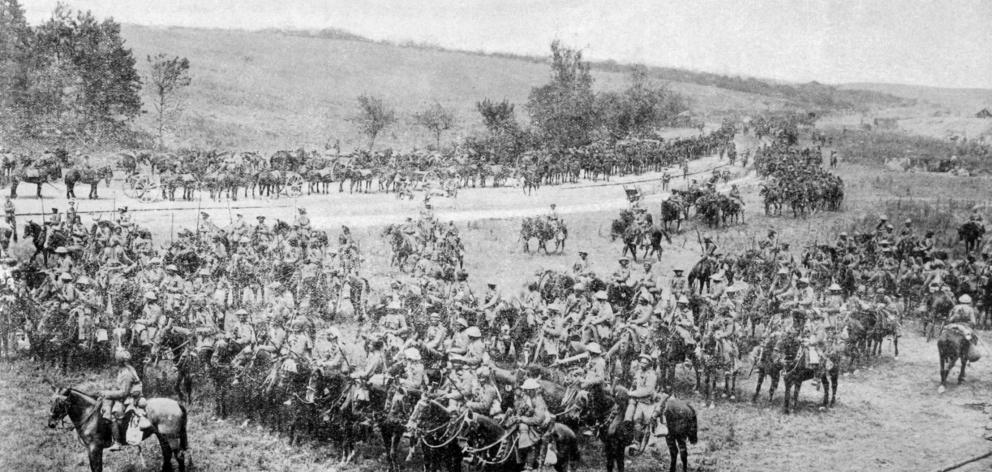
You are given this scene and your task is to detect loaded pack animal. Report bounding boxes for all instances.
[64,166,114,199]
[11,153,64,198]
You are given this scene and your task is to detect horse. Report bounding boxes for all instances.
[461,412,579,472]
[937,327,972,393]
[383,225,417,271]
[748,333,783,403]
[521,217,567,254]
[48,387,189,472]
[660,198,684,232]
[64,166,114,199]
[688,257,723,294]
[11,162,62,198]
[24,220,67,265]
[659,396,699,472]
[410,399,465,472]
[925,291,955,341]
[642,225,672,261]
[778,334,840,414]
[958,221,985,253]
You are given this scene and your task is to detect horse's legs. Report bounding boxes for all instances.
[769,370,780,402]
[793,381,801,410]
[830,369,839,406]
[88,446,103,472]
[959,355,968,384]
[893,336,899,358]
[157,433,175,472]
[753,369,765,402]
[782,381,791,414]
[821,374,830,407]
[666,436,678,472]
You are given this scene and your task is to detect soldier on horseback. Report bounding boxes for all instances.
[391,347,424,416]
[624,354,659,437]
[294,208,311,230]
[702,237,718,262]
[572,250,591,277]
[583,291,613,345]
[99,348,144,451]
[465,365,501,416]
[946,295,980,347]
[668,296,697,347]
[313,327,348,374]
[515,378,550,471]
[611,257,633,287]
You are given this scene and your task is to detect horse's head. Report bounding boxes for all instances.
[23,220,37,239]
[47,386,71,429]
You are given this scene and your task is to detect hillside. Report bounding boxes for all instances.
[839,82,992,114]
[121,25,888,151]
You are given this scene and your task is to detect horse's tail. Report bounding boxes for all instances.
[179,402,189,451]
[686,404,698,445]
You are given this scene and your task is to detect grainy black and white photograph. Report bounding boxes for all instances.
[1,1,992,471]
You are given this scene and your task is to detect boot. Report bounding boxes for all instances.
[108,419,125,451]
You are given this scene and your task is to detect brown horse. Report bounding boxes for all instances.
[937,327,972,393]
[48,387,189,472]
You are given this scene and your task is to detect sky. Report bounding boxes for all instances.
[20,0,992,89]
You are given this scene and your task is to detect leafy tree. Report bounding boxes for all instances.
[27,5,142,141]
[526,41,598,149]
[350,94,396,150]
[146,54,191,148]
[476,98,517,135]
[0,0,32,136]
[414,101,455,148]
[597,66,688,139]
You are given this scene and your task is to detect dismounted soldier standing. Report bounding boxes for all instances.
[572,250,591,277]
[669,269,688,302]
[515,378,549,471]
[4,196,15,230]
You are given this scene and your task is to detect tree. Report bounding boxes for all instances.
[0,0,31,136]
[476,98,517,135]
[526,41,598,149]
[414,101,455,148]
[350,94,396,150]
[597,65,689,139]
[27,5,142,141]
[146,54,191,148]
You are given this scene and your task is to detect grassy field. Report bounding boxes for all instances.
[119,24,809,151]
